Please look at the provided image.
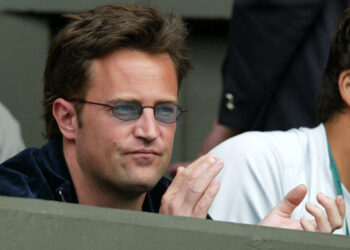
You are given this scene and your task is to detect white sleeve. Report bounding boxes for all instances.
[208,132,286,224]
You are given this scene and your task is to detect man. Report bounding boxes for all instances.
[0,3,343,232]
[209,8,350,235]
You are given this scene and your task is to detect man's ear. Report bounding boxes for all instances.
[52,98,78,141]
[338,69,350,107]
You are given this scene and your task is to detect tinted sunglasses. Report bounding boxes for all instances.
[69,99,186,124]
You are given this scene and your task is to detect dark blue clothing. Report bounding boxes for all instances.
[0,138,171,213]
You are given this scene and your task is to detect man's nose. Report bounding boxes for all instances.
[134,108,159,141]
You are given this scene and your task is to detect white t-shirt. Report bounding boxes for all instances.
[0,102,25,163]
[209,124,349,235]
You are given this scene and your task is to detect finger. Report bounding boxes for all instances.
[167,157,215,198]
[300,216,317,232]
[336,195,346,225]
[193,179,221,218]
[167,155,218,207]
[186,154,218,178]
[305,202,332,233]
[160,159,223,216]
[168,162,190,177]
[275,184,307,218]
[185,153,217,173]
[160,167,186,214]
[317,193,343,230]
[179,158,223,214]
[164,166,186,197]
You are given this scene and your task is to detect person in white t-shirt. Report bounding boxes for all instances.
[209,8,350,235]
[0,102,25,163]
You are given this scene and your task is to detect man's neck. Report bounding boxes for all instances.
[325,112,350,191]
[62,140,146,211]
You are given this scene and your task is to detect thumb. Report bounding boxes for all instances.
[275,184,307,218]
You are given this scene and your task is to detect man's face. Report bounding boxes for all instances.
[74,49,178,194]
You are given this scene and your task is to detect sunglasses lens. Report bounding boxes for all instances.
[113,102,141,120]
[112,102,184,123]
[155,103,181,123]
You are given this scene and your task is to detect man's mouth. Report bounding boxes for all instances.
[125,149,162,165]
[126,149,161,156]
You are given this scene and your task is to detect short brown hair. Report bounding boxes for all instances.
[43,3,191,139]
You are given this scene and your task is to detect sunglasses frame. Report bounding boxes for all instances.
[68,99,187,124]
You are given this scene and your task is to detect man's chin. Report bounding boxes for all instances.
[123,174,160,192]
[124,181,158,194]
[119,157,168,192]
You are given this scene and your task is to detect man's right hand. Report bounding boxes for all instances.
[160,154,223,218]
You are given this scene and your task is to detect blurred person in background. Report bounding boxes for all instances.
[0,101,25,163]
